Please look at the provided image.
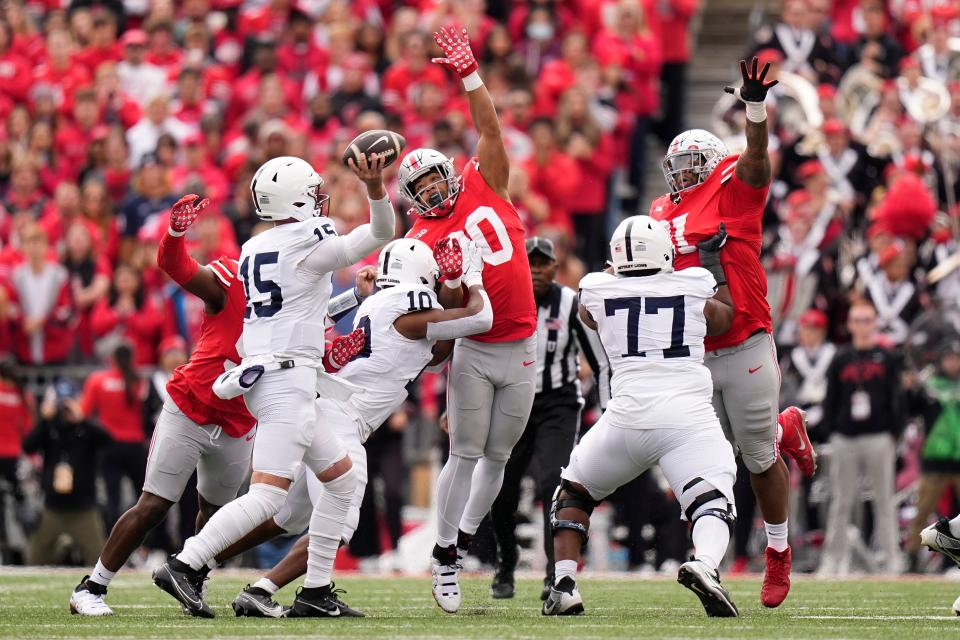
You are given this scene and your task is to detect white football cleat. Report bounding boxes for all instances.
[541,577,584,616]
[431,552,461,613]
[921,519,960,566]
[70,578,113,616]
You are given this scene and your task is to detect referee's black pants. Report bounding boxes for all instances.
[490,387,581,579]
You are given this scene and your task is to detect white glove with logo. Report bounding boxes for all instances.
[460,240,484,288]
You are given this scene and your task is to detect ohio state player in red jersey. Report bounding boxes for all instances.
[398,27,537,613]
[650,58,815,609]
[70,195,366,617]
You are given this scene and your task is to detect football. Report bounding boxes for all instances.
[341,129,406,168]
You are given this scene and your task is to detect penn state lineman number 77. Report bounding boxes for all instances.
[604,295,691,359]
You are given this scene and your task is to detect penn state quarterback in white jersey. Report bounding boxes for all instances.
[154,153,395,619]
[228,237,495,617]
[543,216,741,619]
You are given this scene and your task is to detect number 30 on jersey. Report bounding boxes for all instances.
[449,206,513,266]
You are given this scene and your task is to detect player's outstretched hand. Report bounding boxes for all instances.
[355,265,377,298]
[348,152,387,189]
[326,326,366,372]
[431,27,479,78]
[461,239,484,287]
[697,222,728,254]
[724,57,778,103]
[434,237,464,281]
[169,194,210,235]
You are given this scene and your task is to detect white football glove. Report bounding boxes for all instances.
[461,239,484,288]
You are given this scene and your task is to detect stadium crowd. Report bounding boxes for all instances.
[0,0,958,579]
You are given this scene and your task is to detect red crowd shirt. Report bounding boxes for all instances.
[0,380,32,458]
[407,157,537,343]
[649,155,773,351]
[81,368,146,444]
[655,0,699,63]
[90,297,172,367]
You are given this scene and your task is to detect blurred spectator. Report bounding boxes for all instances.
[143,334,186,426]
[781,309,836,433]
[904,338,960,568]
[0,359,32,516]
[859,240,925,347]
[62,222,110,361]
[118,153,175,247]
[819,301,904,576]
[382,32,447,115]
[91,264,170,367]
[80,342,146,530]
[849,0,903,78]
[125,93,192,168]
[117,29,166,105]
[8,224,73,364]
[24,378,111,565]
[523,118,582,235]
[555,86,615,271]
[652,0,699,142]
[751,0,840,84]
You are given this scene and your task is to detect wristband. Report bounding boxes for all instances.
[443,277,462,289]
[168,227,186,237]
[745,101,767,123]
[462,71,483,92]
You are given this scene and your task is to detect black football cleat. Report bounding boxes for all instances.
[677,560,738,617]
[152,558,215,618]
[490,567,515,599]
[287,583,365,618]
[231,585,288,618]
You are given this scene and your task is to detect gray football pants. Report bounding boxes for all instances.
[447,335,537,461]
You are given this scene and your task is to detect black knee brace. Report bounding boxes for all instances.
[549,479,598,546]
[690,504,736,536]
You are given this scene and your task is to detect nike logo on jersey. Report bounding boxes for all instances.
[796,438,806,451]
[748,365,763,374]
[245,433,255,441]
[522,360,535,367]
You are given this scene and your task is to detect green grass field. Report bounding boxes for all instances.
[2,569,958,639]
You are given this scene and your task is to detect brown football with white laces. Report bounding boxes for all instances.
[341,130,406,168]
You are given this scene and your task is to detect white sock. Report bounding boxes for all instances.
[555,559,578,584]
[304,469,356,588]
[253,577,279,595]
[765,519,789,552]
[692,515,730,573]
[949,514,960,538]
[206,558,217,571]
[178,483,288,570]
[458,458,508,536]
[435,454,479,547]
[89,559,116,587]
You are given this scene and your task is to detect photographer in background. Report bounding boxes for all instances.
[23,379,112,566]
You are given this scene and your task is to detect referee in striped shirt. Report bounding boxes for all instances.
[489,237,609,600]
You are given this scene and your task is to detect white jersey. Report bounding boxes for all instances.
[578,268,719,430]
[336,284,439,440]
[238,217,339,356]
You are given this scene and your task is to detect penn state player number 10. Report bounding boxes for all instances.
[604,295,691,359]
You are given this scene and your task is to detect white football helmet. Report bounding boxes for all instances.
[250,156,329,222]
[609,215,674,275]
[661,129,729,196]
[397,148,461,218]
[376,238,441,289]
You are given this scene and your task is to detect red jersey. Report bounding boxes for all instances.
[407,158,536,343]
[649,155,772,351]
[164,256,255,438]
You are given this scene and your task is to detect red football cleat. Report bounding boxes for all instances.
[761,546,791,608]
[778,407,817,477]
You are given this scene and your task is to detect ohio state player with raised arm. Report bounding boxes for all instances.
[69,195,367,617]
[649,58,815,608]
[398,27,537,613]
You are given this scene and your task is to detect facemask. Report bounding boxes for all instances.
[527,23,554,41]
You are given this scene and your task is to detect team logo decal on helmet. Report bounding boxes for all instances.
[250,156,329,222]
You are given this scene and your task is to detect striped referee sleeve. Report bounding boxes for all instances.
[571,301,611,410]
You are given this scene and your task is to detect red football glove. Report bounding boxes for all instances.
[324,327,366,372]
[431,27,479,78]
[434,237,464,280]
[169,194,210,235]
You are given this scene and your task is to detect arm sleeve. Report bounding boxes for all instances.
[571,303,611,410]
[425,290,494,341]
[326,288,363,324]
[300,196,396,276]
[157,230,200,286]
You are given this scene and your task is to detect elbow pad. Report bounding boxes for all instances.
[425,290,493,341]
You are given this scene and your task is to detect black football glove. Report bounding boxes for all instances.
[724,57,778,103]
[697,223,728,287]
